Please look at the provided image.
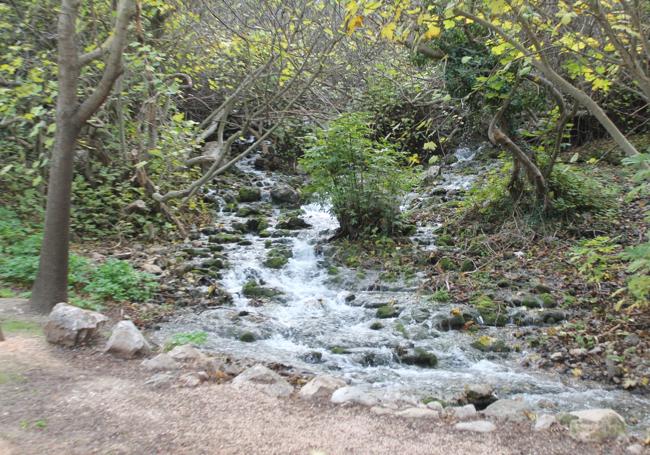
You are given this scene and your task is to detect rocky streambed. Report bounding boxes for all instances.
[147,148,650,432]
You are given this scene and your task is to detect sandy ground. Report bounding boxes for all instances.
[0,299,636,455]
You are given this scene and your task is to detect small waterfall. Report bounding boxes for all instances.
[154,149,650,428]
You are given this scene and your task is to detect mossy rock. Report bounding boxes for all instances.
[245,217,269,233]
[263,256,289,269]
[376,304,400,319]
[275,215,311,230]
[259,229,271,238]
[538,293,556,307]
[400,348,438,368]
[370,321,384,330]
[330,346,350,354]
[263,247,293,269]
[521,294,543,308]
[471,335,511,353]
[239,332,256,342]
[201,258,226,270]
[236,206,260,217]
[472,294,508,327]
[242,280,281,298]
[237,187,262,202]
[209,233,242,244]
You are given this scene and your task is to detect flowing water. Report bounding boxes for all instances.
[155,148,650,428]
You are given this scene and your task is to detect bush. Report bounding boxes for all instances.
[300,112,418,239]
[84,259,158,302]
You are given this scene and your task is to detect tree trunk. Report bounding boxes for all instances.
[30,122,80,311]
[30,0,135,313]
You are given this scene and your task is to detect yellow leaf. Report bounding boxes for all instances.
[604,42,615,52]
[347,15,363,35]
[424,24,441,39]
[381,22,396,40]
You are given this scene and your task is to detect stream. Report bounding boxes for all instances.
[154,147,650,429]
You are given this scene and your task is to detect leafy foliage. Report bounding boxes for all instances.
[568,236,620,284]
[164,331,209,351]
[300,112,418,239]
[84,259,158,303]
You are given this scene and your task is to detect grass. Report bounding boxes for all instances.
[1,319,42,335]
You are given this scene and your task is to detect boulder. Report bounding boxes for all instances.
[330,386,378,407]
[105,320,151,358]
[455,420,497,433]
[483,399,533,422]
[396,408,440,419]
[44,302,108,347]
[178,371,208,388]
[237,187,262,203]
[462,383,497,409]
[270,184,300,205]
[231,364,293,398]
[299,375,347,400]
[568,409,626,442]
[141,353,180,371]
[451,404,477,420]
[275,216,311,230]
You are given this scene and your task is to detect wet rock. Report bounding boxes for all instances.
[483,399,533,422]
[369,321,384,330]
[275,215,311,230]
[236,206,260,217]
[209,233,242,244]
[242,280,282,299]
[300,351,323,363]
[471,336,511,353]
[141,353,180,371]
[396,408,440,419]
[399,348,438,368]
[245,218,269,233]
[231,364,293,398]
[239,332,256,342]
[330,386,378,406]
[455,420,496,433]
[264,247,293,269]
[436,314,466,331]
[541,310,566,324]
[451,404,477,420]
[534,414,557,431]
[299,375,346,400]
[376,305,400,319]
[237,186,262,202]
[44,302,108,347]
[462,384,497,409]
[270,184,300,205]
[105,320,151,358]
[568,409,626,442]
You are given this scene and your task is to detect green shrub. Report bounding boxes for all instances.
[568,236,620,283]
[300,112,418,239]
[84,259,158,302]
[164,331,208,351]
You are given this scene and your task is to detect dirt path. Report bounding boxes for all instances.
[0,300,633,454]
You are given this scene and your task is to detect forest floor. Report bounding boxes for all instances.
[0,298,635,455]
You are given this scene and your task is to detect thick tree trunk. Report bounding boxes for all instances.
[30,0,134,313]
[30,122,79,311]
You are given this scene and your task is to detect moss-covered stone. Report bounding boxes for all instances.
[237,187,262,202]
[263,247,293,269]
[370,321,384,330]
[472,294,508,326]
[236,206,260,217]
[400,348,438,368]
[275,215,311,230]
[376,304,400,319]
[209,233,241,244]
[330,346,350,354]
[239,332,256,342]
[471,335,511,353]
[258,229,271,238]
[242,280,281,298]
